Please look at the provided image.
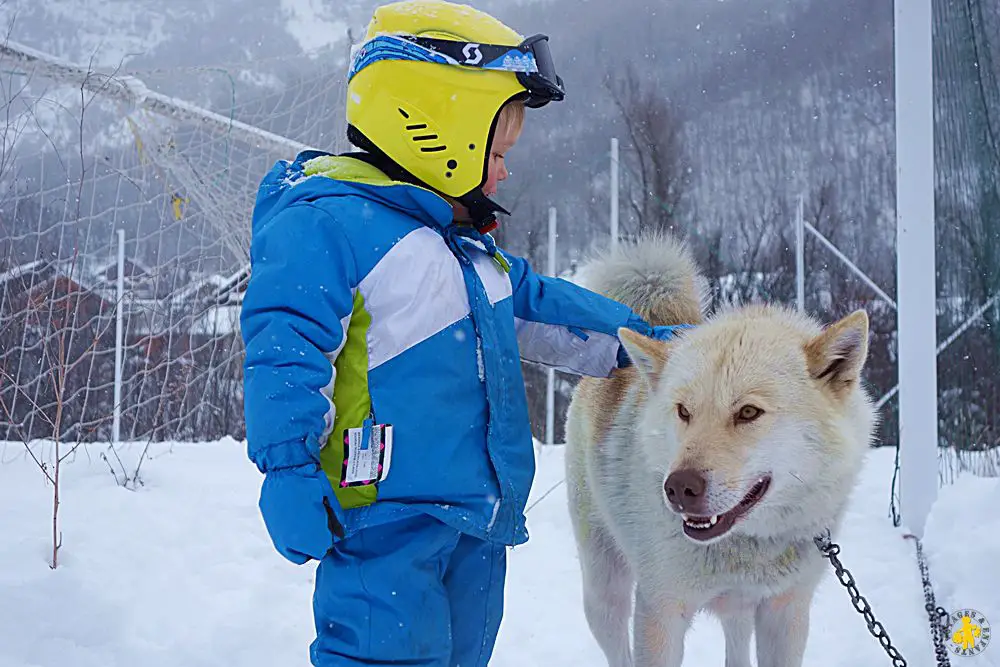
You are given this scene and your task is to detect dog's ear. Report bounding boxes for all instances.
[804,309,869,392]
[618,327,670,385]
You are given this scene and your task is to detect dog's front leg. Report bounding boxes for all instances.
[633,586,691,667]
[754,586,813,667]
[720,612,754,667]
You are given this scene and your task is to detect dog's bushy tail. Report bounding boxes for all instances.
[575,233,709,327]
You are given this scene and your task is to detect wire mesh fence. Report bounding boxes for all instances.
[0,117,252,444]
[931,0,1000,470]
[0,41,331,444]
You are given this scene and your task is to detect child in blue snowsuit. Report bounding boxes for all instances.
[240,2,679,665]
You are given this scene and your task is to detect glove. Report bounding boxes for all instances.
[650,324,694,340]
[258,463,345,564]
[617,315,694,368]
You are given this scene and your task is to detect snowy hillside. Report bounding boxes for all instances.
[0,0,366,68]
[0,0,899,237]
[1,440,997,667]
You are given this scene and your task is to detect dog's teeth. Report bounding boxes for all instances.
[682,514,715,530]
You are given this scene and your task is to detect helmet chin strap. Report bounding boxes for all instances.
[345,125,507,234]
[456,190,509,234]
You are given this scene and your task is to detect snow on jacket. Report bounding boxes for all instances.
[241,150,645,547]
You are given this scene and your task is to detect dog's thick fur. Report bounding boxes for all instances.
[565,234,877,667]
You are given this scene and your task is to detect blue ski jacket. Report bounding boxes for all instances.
[240,150,667,562]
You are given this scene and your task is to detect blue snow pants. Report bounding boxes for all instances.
[310,513,508,667]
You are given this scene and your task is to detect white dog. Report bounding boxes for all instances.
[564,234,877,667]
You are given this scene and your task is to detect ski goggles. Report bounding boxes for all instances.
[348,32,566,108]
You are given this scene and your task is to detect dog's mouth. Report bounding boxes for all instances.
[680,476,771,542]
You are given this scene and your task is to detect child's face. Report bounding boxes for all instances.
[481,125,520,198]
[450,124,521,222]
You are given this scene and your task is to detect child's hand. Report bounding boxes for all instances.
[623,314,694,342]
[616,319,695,369]
[648,324,694,341]
[258,464,345,564]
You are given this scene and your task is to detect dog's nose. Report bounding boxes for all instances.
[664,468,707,511]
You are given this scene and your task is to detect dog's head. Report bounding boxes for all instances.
[619,305,877,544]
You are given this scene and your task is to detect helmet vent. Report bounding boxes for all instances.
[397,107,447,154]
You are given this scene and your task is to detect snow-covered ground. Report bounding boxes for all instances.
[1,439,997,667]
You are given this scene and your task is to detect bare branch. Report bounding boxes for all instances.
[604,61,690,239]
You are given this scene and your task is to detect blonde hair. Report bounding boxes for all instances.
[496,99,525,139]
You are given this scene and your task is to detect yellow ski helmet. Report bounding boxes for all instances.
[346,0,565,231]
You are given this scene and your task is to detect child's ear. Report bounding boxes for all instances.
[618,327,671,385]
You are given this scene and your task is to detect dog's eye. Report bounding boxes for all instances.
[736,405,764,423]
[677,404,691,423]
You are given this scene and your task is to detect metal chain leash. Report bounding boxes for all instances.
[814,530,908,667]
[904,533,953,667]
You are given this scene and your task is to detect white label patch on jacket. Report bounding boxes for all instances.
[340,423,394,486]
